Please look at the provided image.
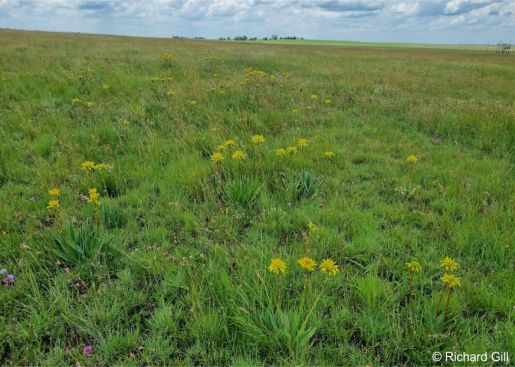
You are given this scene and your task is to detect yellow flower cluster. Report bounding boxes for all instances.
[47,199,60,210]
[440,256,461,288]
[210,152,224,162]
[297,138,309,148]
[71,98,94,108]
[208,135,336,166]
[224,139,235,147]
[251,135,265,144]
[210,136,263,163]
[406,260,422,273]
[268,258,287,274]
[276,138,309,157]
[298,257,317,271]
[87,188,100,206]
[440,256,459,272]
[407,155,418,163]
[441,273,461,288]
[276,148,286,156]
[244,67,269,78]
[232,150,247,160]
[80,161,108,172]
[80,161,95,171]
[161,52,176,63]
[320,259,339,276]
[242,67,276,86]
[268,257,339,276]
[287,146,298,154]
[307,222,318,233]
[47,186,61,210]
[405,256,463,292]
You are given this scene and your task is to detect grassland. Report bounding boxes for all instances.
[256,38,490,50]
[0,29,514,366]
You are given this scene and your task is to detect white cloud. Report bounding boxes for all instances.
[0,0,513,43]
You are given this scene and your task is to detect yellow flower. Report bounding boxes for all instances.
[308,222,318,232]
[87,188,100,205]
[81,161,96,171]
[440,257,459,272]
[121,119,130,126]
[287,146,298,154]
[161,52,176,62]
[85,101,95,108]
[93,163,108,171]
[323,151,335,159]
[167,90,175,96]
[406,260,422,273]
[296,138,309,148]
[251,135,265,144]
[72,97,82,104]
[224,139,236,147]
[215,144,226,152]
[298,257,317,271]
[268,258,287,274]
[407,155,418,163]
[324,99,332,105]
[48,188,60,197]
[211,152,224,162]
[441,273,461,288]
[47,199,60,210]
[276,148,287,156]
[320,258,339,276]
[310,94,318,100]
[232,150,247,160]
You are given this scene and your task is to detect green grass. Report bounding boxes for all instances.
[0,29,514,366]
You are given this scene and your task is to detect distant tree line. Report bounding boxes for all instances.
[171,36,206,39]
[218,35,304,41]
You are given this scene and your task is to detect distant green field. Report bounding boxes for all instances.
[0,29,514,366]
[253,38,490,50]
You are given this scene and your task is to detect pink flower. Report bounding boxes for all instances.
[80,194,89,202]
[83,345,93,355]
[2,274,15,285]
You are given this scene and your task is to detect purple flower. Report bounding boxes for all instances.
[80,194,89,202]
[0,269,7,276]
[83,345,93,355]
[2,274,15,285]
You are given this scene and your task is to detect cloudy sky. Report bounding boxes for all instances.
[0,0,513,44]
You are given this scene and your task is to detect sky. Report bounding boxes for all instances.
[0,0,513,44]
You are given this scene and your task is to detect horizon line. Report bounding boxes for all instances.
[0,27,499,47]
